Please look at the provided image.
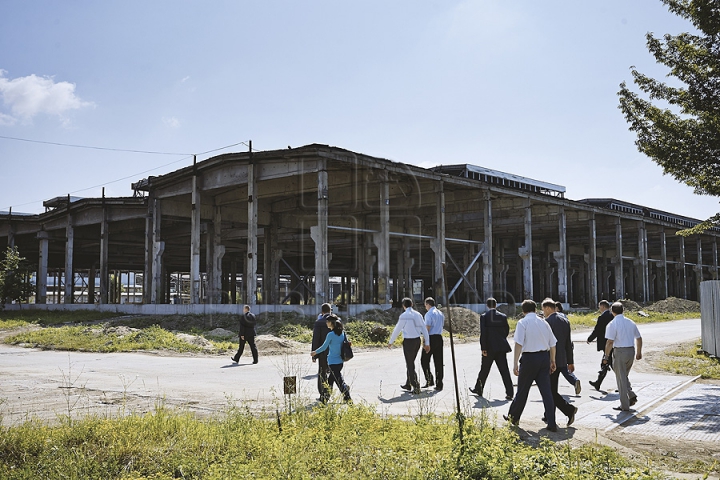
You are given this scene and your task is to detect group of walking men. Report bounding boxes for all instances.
[249,292,643,431]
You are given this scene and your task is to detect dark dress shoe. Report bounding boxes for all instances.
[422,381,434,388]
[230,356,238,364]
[567,406,578,427]
[253,359,259,364]
[629,396,637,406]
[589,380,600,391]
[412,388,421,395]
[400,384,411,391]
[505,395,513,401]
[546,425,558,432]
[612,406,629,412]
[502,414,518,426]
[469,387,480,396]
[435,383,443,391]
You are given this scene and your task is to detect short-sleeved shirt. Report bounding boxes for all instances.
[605,314,641,348]
[424,306,445,335]
[514,312,557,353]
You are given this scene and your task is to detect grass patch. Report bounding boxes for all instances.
[657,339,720,379]
[0,404,668,479]
[4,324,206,353]
[565,311,700,330]
[0,310,123,329]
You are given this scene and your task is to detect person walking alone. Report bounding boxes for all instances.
[311,303,332,402]
[231,305,258,364]
[555,302,581,395]
[420,297,445,391]
[469,297,514,401]
[311,314,351,403]
[604,302,642,411]
[388,297,431,395]
[587,300,613,391]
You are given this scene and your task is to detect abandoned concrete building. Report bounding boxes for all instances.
[1,144,717,313]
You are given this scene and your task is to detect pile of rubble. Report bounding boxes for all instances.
[646,297,700,314]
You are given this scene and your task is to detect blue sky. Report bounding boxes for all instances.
[0,0,715,221]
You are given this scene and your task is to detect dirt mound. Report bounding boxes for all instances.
[646,297,700,314]
[204,328,236,339]
[175,333,214,349]
[104,326,139,337]
[353,308,401,325]
[440,306,480,336]
[254,334,304,354]
[618,299,641,311]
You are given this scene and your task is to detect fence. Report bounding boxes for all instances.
[700,280,720,357]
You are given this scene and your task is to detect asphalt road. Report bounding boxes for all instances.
[0,318,703,431]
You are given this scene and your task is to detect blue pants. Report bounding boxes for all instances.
[507,351,556,428]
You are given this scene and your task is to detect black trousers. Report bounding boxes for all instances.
[594,350,612,386]
[328,363,351,401]
[402,337,421,390]
[550,369,575,418]
[474,350,514,398]
[420,334,444,384]
[317,354,330,401]
[233,334,258,362]
[507,351,556,427]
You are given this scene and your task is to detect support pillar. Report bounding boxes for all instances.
[246,162,258,305]
[482,192,493,300]
[679,235,687,299]
[88,265,96,304]
[660,229,668,298]
[373,175,391,305]
[265,219,282,304]
[518,201,533,300]
[638,222,649,303]
[230,259,238,304]
[614,217,624,300]
[151,197,165,304]
[210,205,225,304]
[64,217,74,304]
[588,213,598,307]
[37,231,48,304]
[430,182,446,303]
[312,167,330,305]
[99,206,109,304]
[554,207,568,303]
[695,238,703,301]
[190,174,202,304]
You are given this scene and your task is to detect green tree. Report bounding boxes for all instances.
[0,246,35,306]
[618,0,720,233]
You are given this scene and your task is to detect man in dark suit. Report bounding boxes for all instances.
[587,299,613,390]
[469,297,514,400]
[311,303,332,403]
[231,305,258,364]
[542,298,578,427]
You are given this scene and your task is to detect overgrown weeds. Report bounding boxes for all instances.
[0,403,668,479]
[657,339,720,379]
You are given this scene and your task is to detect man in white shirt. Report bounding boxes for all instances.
[388,297,431,395]
[504,299,559,432]
[420,297,445,391]
[604,302,643,412]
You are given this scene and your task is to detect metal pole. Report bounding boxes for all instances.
[441,262,464,445]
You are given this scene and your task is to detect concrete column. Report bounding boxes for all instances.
[37,231,49,304]
[588,213,598,307]
[151,198,164,304]
[403,236,414,300]
[265,219,281,304]
[638,222,649,302]
[554,207,568,303]
[679,235,687,299]
[64,217,74,304]
[211,205,225,304]
[695,238,703,300]
[230,258,238,304]
[88,265,96,304]
[429,182,446,303]
[482,192,493,301]
[190,175,202,304]
[614,217,624,300]
[312,168,330,305]
[518,201,533,300]
[362,233,376,303]
[660,229,668,298]
[246,163,258,306]
[99,206,109,304]
[143,196,153,304]
[712,240,718,280]
[373,175,391,305]
[7,224,15,249]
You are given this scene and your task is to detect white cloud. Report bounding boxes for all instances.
[0,111,15,126]
[163,116,181,128]
[0,70,94,124]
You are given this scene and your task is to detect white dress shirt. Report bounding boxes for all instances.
[605,314,641,347]
[389,308,431,344]
[513,312,557,353]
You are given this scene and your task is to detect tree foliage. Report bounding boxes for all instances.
[618,0,720,234]
[0,246,35,306]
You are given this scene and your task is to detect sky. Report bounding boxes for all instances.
[0,0,716,221]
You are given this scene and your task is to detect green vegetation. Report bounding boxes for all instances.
[0,310,123,329]
[0,246,34,305]
[0,404,666,479]
[657,339,720,379]
[566,311,699,330]
[5,324,205,353]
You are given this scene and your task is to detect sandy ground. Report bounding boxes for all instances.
[1,318,718,478]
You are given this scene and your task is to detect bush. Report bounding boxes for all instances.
[344,321,389,344]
